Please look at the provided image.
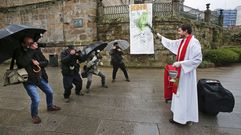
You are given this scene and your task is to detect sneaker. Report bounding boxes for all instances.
[80,91,85,95]
[102,85,108,88]
[32,116,41,124]
[47,105,61,111]
[64,98,70,103]
[85,89,90,93]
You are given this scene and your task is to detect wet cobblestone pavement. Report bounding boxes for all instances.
[0,64,240,135]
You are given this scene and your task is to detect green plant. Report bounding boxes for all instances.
[204,48,239,66]
[231,32,241,44]
[199,60,215,68]
[227,47,241,62]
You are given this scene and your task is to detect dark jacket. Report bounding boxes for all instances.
[110,48,124,65]
[60,49,84,76]
[15,47,49,84]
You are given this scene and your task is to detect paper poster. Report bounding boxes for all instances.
[129,3,154,54]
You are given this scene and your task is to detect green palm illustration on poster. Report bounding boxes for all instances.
[136,12,148,31]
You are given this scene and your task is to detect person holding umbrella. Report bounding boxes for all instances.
[110,42,130,82]
[0,24,46,63]
[60,45,85,103]
[14,36,61,124]
[83,50,108,93]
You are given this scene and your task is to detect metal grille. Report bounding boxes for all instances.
[99,2,173,23]
[153,2,172,17]
[101,5,130,23]
[179,5,204,21]
[99,2,219,25]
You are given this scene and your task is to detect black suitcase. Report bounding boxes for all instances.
[197,79,235,115]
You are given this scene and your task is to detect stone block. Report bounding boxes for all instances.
[96,120,159,135]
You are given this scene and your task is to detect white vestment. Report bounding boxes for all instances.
[161,35,202,124]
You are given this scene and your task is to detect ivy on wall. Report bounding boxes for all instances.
[231,32,241,45]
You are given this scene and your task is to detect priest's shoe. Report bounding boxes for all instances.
[169,118,179,124]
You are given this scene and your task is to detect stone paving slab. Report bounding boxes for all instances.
[55,116,100,135]
[96,120,159,135]
[0,64,241,135]
[157,122,213,135]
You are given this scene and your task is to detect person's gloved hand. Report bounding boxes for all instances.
[172,61,181,67]
[157,33,162,39]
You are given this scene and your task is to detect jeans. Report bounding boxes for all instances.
[23,77,53,117]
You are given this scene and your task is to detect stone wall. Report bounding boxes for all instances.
[62,0,97,45]
[1,0,51,7]
[0,0,97,46]
[97,16,223,67]
[0,0,97,58]
[0,0,224,67]
[223,26,241,46]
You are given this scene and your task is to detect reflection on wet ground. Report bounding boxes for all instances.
[0,64,240,135]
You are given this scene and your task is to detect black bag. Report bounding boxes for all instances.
[197,79,235,115]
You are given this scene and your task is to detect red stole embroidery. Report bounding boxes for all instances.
[173,35,192,94]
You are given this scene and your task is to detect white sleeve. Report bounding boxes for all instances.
[161,36,182,55]
[180,40,202,73]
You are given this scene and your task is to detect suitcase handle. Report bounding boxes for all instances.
[205,80,220,84]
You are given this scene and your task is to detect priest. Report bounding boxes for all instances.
[157,24,202,125]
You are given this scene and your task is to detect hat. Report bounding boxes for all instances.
[67,45,75,49]
[113,42,118,46]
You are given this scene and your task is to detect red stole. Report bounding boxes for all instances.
[172,35,192,94]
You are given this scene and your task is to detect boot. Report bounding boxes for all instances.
[86,81,91,93]
[101,77,108,88]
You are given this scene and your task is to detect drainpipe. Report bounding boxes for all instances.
[61,0,66,45]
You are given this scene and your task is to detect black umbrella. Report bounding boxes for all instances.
[0,24,46,64]
[81,41,107,60]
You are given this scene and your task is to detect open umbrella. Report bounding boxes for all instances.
[0,24,46,64]
[81,41,107,60]
[105,39,129,52]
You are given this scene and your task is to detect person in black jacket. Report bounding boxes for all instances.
[60,45,85,102]
[110,42,130,82]
[15,37,61,124]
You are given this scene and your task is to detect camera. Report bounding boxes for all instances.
[38,43,47,48]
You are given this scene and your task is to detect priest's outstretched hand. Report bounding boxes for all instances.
[156,33,162,39]
[172,61,181,67]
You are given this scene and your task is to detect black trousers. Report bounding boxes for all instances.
[112,63,129,80]
[62,73,82,98]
